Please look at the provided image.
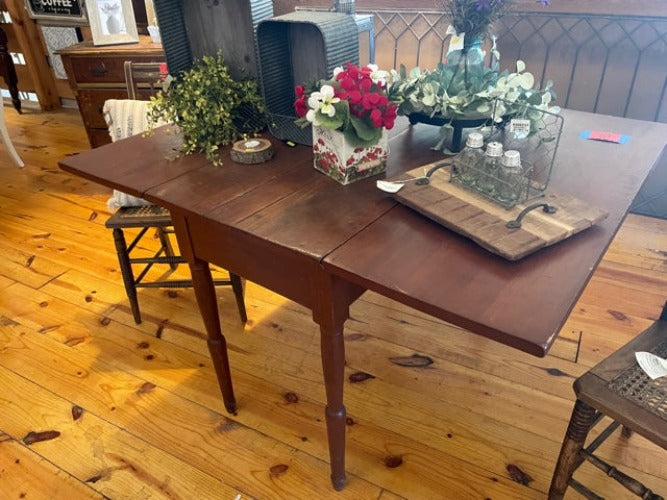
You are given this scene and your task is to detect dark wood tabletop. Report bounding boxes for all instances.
[59,109,667,489]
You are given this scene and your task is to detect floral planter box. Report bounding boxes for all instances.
[312,125,388,185]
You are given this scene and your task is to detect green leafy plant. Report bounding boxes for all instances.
[147,52,265,166]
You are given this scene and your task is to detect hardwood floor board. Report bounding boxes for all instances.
[0,191,181,271]
[605,232,667,260]
[37,268,240,348]
[378,490,407,500]
[589,268,667,308]
[580,276,666,318]
[0,321,383,499]
[0,208,190,292]
[0,238,70,289]
[0,274,14,291]
[623,213,667,231]
[0,366,247,499]
[0,189,112,231]
[345,293,582,399]
[9,109,89,149]
[606,214,667,250]
[0,214,122,278]
[352,288,582,361]
[547,328,582,362]
[562,303,661,367]
[1,163,94,201]
[0,430,101,500]
[361,290,582,362]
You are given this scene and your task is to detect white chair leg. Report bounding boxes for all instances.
[0,103,23,167]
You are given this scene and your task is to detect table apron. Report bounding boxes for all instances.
[186,214,324,313]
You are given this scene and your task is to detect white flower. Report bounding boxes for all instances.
[308,85,340,118]
[366,64,389,86]
[308,95,322,111]
[333,66,344,78]
[305,109,320,125]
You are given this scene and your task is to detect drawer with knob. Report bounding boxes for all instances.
[58,37,164,149]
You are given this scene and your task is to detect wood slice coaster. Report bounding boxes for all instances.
[390,163,608,261]
[231,138,274,164]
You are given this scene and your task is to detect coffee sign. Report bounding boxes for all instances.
[25,0,88,24]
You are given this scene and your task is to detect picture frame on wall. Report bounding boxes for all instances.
[86,0,139,46]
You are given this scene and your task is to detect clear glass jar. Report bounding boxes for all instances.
[478,141,503,195]
[497,150,524,206]
[455,132,484,186]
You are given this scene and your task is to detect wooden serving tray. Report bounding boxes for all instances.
[390,163,608,261]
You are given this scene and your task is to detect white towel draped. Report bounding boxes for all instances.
[102,99,166,210]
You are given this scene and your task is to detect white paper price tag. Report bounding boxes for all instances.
[635,351,667,380]
[446,25,464,54]
[509,119,531,139]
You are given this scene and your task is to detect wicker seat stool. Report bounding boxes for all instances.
[549,301,667,499]
[106,205,247,325]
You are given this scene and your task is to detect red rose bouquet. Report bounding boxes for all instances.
[294,62,398,148]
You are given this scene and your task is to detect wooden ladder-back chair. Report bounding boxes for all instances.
[549,301,667,499]
[124,61,164,99]
[103,61,247,325]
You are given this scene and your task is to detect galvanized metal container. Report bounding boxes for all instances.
[257,11,359,145]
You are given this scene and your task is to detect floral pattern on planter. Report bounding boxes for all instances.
[312,125,388,185]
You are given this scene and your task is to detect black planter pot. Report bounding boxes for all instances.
[407,112,493,153]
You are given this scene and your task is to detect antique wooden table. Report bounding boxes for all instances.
[59,110,667,490]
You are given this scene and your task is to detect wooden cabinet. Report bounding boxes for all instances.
[59,37,164,148]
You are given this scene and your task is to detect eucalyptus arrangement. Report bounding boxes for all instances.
[387,0,554,151]
[147,53,265,166]
[388,60,557,122]
[388,60,558,151]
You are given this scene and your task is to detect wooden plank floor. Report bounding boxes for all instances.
[0,107,665,499]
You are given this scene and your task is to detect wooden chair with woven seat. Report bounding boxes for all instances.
[548,301,667,500]
[103,62,247,325]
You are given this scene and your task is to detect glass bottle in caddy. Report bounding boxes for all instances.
[497,150,525,206]
[454,132,485,186]
[478,141,503,195]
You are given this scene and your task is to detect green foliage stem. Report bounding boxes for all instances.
[147,52,265,166]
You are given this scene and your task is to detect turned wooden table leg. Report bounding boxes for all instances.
[320,320,347,490]
[549,399,597,499]
[189,258,237,414]
[315,272,359,491]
